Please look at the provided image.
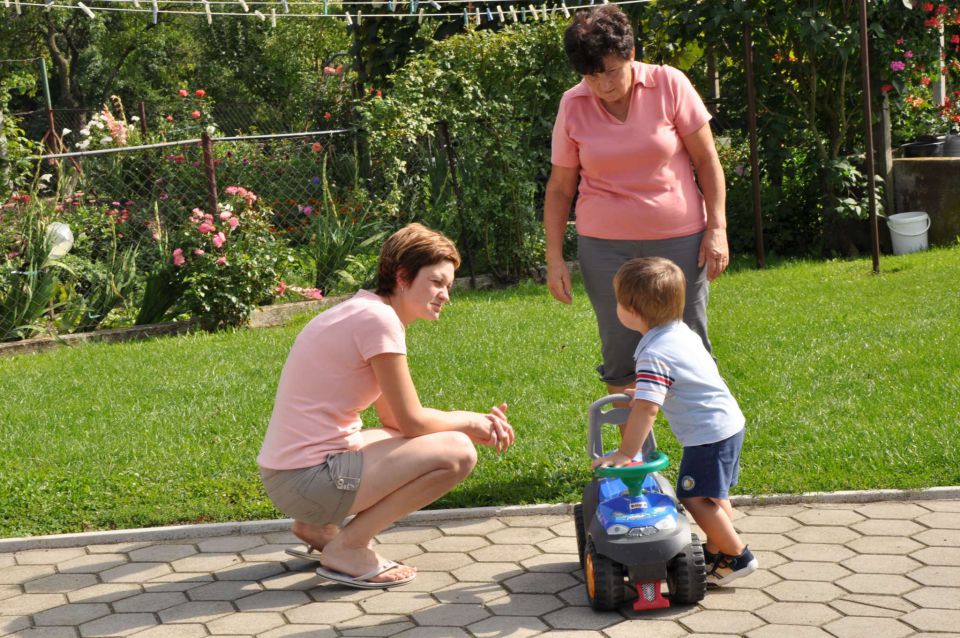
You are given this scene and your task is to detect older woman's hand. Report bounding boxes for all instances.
[698,227,730,282]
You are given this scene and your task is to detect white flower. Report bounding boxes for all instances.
[80,128,90,137]
[61,128,72,137]
[92,121,105,130]
[100,136,113,145]
[205,125,216,135]
[39,174,53,182]
[77,139,91,150]
[130,116,140,122]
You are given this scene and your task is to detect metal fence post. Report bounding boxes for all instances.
[201,131,219,215]
[436,120,476,288]
[138,101,149,139]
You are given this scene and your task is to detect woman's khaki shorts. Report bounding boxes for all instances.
[260,450,363,526]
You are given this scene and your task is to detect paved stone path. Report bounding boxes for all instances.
[2,498,960,638]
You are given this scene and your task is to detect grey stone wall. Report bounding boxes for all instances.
[892,158,960,246]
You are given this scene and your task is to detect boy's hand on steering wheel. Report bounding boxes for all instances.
[591,449,633,469]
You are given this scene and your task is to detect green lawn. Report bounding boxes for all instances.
[2,246,959,537]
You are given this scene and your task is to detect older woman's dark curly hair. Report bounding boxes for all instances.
[563,5,635,76]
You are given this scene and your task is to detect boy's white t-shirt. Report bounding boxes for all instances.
[257,290,406,470]
[632,321,744,447]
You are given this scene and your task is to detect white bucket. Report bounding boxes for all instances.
[887,212,931,255]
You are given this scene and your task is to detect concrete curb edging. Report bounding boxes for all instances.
[2,485,958,553]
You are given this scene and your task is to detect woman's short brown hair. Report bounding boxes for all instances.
[563,5,635,76]
[376,223,461,296]
[613,257,686,328]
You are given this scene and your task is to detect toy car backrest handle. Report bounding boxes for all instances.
[587,393,657,460]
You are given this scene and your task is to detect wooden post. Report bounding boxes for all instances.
[436,120,476,288]
[138,101,149,139]
[858,0,881,273]
[744,21,766,269]
[877,92,895,217]
[201,131,219,215]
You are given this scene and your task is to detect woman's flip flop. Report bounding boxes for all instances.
[285,545,323,562]
[315,559,416,589]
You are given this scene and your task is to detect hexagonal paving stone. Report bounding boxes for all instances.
[856,502,930,519]
[375,544,424,562]
[543,606,623,630]
[0,593,66,615]
[34,602,110,626]
[310,584,384,603]
[197,536,265,553]
[852,519,925,537]
[837,573,919,595]
[780,543,856,563]
[234,589,310,611]
[86,541,150,554]
[824,616,913,638]
[359,591,437,615]
[739,533,793,551]
[206,611,285,635]
[901,608,960,632]
[0,615,30,636]
[0,565,54,585]
[239,544,294,563]
[390,627,467,638]
[486,593,565,616]
[432,582,507,605]
[791,508,865,526]
[536,537,580,554]
[765,580,845,603]
[502,572,578,594]
[260,624,338,638]
[78,612,157,637]
[734,516,801,533]
[338,614,414,636]
[24,573,98,593]
[849,535,925,556]
[785,526,861,545]
[747,626,835,638]
[741,504,807,517]
[520,554,580,572]
[486,527,555,545]
[405,552,473,572]
[912,546,960,566]
[100,562,171,583]
[57,554,128,574]
[284,601,364,624]
[14,548,86,565]
[604,619,689,638]
[437,518,505,536]
[388,570,455,593]
[698,588,773,611]
[914,528,960,547]
[0,584,19,602]
[905,586,960,609]
[420,536,488,553]
[551,521,577,537]
[410,602,489,626]
[771,561,852,582]
[375,526,442,544]
[756,601,841,625]
[503,514,570,527]
[452,562,524,583]
[917,512,960,529]
[909,565,960,586]
[143,572,213,592]
[470,544,540,563]
[128,624,208,638]
[681,610,765,634]
[830,596,910,618]
[157,600,235,624]
[113,592,186,612]
[723,568,782,590]
[170,553,241,573]
[753,550,788,569]
[468,615,547,637]
[186,580,261,601]
[212,561,286,581]
[128,544,198,562]
[841,553,923,574]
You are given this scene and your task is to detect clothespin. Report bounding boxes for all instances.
[345,10,352,24]
[417,7,424,22]
[486,6,493,21]
[496,4,504,21]
[271,7,277,25]
[509,4,518,20]
[387,0,394,10]
[254,8,266,19]
[44,0,53,11]
[151,0,158,23]
[428,0,439,9]
[4,0,11,10]
[131,0,139,8]
[463,7,468,24]
[281,0,288,13]
[77,1,95,18]
[542,2,547,19]
[520,5,526,20]
[356,9,361,24]
[14,0,21,15]
[528,4,538,20]
[238,0,248,12]
[322,0,328,14]
[561,1,569,17]
[203,0,212,24]
[475,7,481,24]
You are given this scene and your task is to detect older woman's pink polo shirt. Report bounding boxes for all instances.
[257,290,406,470]
[552,62,712,240]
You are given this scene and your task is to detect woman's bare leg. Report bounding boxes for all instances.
[319,430,477,583]
[291,521,339,551]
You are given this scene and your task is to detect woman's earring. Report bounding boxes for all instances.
[400,286,405,293]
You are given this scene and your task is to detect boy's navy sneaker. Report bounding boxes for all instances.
[706,546,758,587]
[703,547,720,571]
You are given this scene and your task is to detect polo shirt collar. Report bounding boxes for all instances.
[569,61,656,98]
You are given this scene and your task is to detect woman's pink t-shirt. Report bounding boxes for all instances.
[551,62,712,240]
[257,290,406,470]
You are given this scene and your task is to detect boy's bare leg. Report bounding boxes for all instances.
[318,430,477,584]
[680,496,745,556]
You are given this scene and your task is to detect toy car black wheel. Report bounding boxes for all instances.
[574,503,586,568]
[666,532,707,605]
[584,539,626,610]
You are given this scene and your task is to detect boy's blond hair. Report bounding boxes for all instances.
[613,257,686,327]
[376,223,461,295]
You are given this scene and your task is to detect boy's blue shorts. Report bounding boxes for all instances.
[676,429,744,500]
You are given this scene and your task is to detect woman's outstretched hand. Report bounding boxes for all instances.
[483,403,515,453]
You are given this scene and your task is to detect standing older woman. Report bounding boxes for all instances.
[544,5,729,397]
[258,223,514,588]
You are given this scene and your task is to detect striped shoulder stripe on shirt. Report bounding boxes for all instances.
[635,358,674,390]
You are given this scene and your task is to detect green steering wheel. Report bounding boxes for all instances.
[594,450,670,498]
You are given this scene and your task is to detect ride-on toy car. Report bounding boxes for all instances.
[575,394,707,611]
